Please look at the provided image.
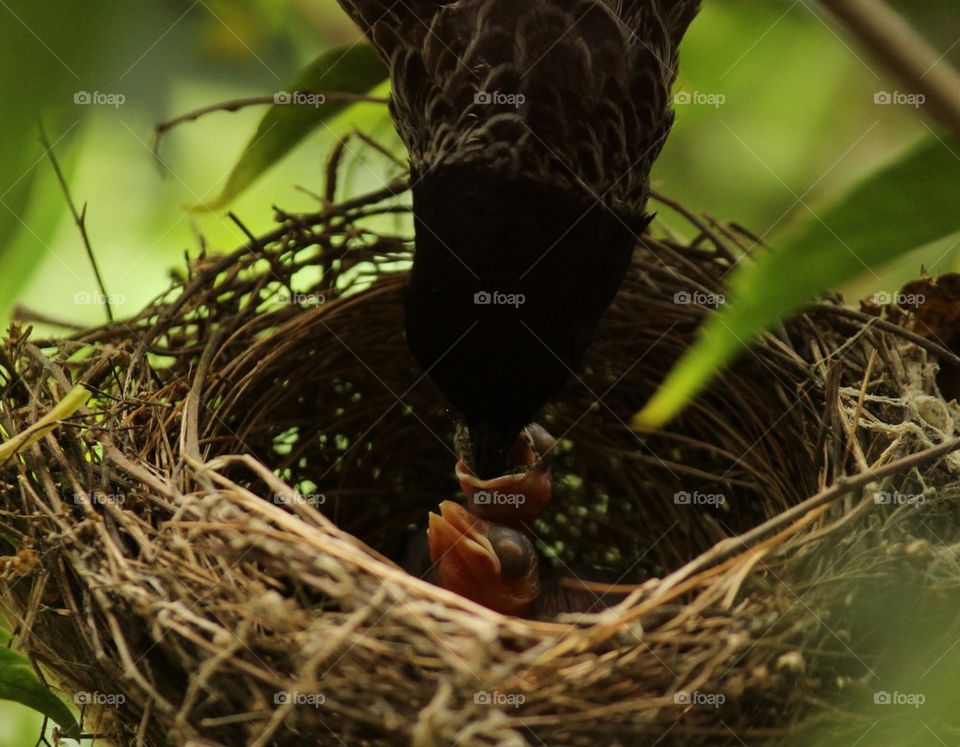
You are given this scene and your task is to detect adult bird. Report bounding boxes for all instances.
[335,0,701,479]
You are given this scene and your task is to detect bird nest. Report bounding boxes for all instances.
[2,179,960,746]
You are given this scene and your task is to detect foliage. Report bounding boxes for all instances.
[636,135,960,428]
[200,44,388,210]
[0,628,79,739]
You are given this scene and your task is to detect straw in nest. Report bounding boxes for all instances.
[2,179,960,746]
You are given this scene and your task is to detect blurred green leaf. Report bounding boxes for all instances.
[634,135,960,429]
[0,629,80,739]
[0,2,122,323]
[325,79,403,194]
[0,139,84,324]
[199,44,388,211]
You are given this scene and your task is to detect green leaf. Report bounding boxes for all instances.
[634,135,960,429]
[0,1,120,325]
[0,632,81,739]
[198,44,389,211]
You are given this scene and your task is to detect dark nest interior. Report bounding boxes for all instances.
[2,177,960,746]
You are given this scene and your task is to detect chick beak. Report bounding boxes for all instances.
[456,423,556,523]
[428,501,499,585]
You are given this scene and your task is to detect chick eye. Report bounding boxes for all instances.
[490,530,534,580]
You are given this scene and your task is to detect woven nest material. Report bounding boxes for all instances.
[2,179,960,747]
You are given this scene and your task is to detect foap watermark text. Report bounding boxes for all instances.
[674,90,725,108]
[474,91,525,108]
[474,690,525,708]
[674,490,726,508]
[474,490,525,508]
[274,91,327,107]
[474,290,525,308]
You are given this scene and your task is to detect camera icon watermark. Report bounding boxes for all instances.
[874,91,925,108]
[474,690,525,708]
[74,91,126,108]
[673,290,725,308]
[473,290,526,308]
[473,90,526,109]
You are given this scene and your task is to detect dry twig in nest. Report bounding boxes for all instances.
[2,179,960,746]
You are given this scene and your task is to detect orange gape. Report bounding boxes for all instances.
[427,501,540,617]
[455,423,556,524]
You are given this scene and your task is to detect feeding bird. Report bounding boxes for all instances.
[336,0,701,479]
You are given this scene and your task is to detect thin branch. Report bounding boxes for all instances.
[39,124,114,322]
[808,302,960,370]
[818,0,960,138]
[11,304,86,331]
[151,92,389,163]
[654,434,960,596]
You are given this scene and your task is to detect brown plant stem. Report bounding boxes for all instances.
[818,0,960,138]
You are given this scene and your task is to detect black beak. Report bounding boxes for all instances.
[465,420,518,480]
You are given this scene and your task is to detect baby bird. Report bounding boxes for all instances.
[424,501,634,617]
[455,422,556,524]
[428,500,541,616]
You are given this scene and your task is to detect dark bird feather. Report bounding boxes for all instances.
[336,0,701,477]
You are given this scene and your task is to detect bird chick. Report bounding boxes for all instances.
[428,500,540,617]
[455,422,556,523]
[422,500,634,618]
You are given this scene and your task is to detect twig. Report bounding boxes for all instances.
[809,302,960,369]
[352,130,406,169]
[151,92,389,162]
[817,0,960,138]
[179,328,223,467]
[39,124,114,322]
[11,304,86,331]
[653,434,960,597]
[325,134,353,206]
[650,190,737,263]
[227,212,261,250]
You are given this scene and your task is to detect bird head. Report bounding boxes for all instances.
[455,422,556,522]
[427,500,540,616]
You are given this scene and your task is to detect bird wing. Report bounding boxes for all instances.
[335,0,701,214]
